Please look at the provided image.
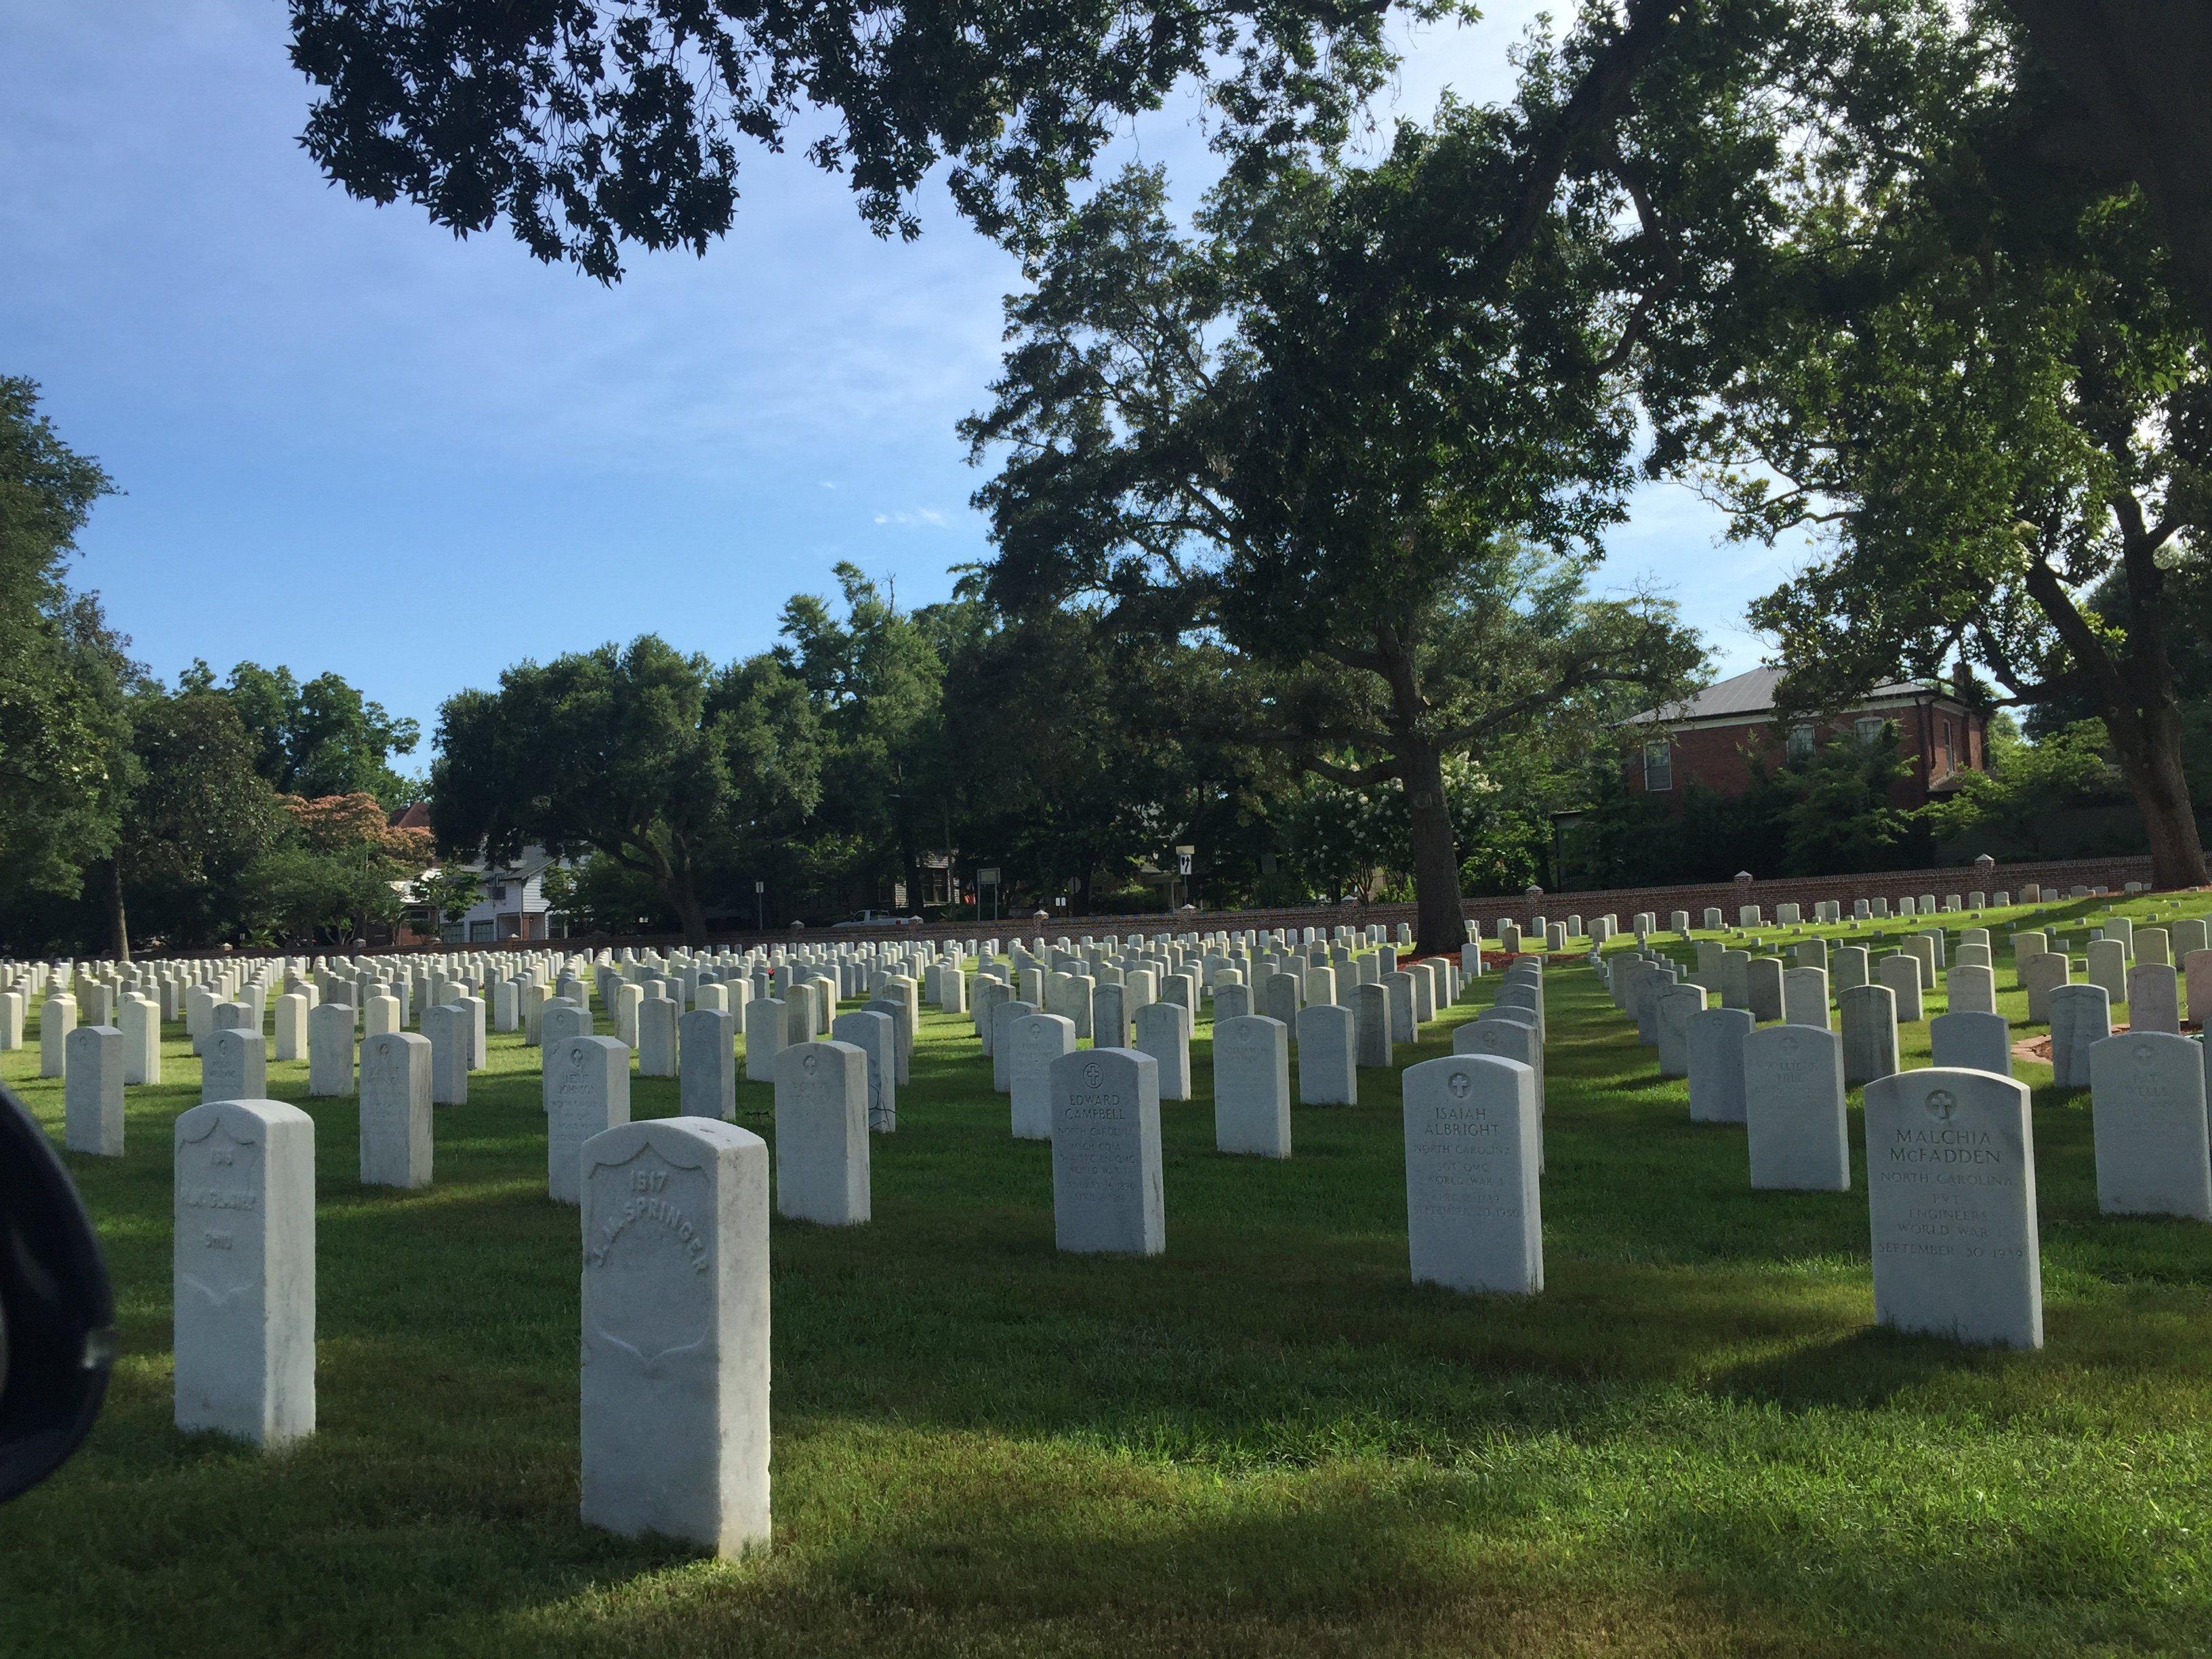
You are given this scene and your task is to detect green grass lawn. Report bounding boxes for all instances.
[4,899,2212,1657]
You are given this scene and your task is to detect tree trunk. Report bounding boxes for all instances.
[1401,737,1467,960]
[897,820,923,916]
[106,857,130,964]
[2106,705,2209,890]
[2022,547,2207,890]
[666,867,710,947]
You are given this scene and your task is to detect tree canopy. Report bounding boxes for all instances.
[1676,1,2212,886]
[430,635,823,944]
[964,125,1701,953]
[0,377,130,901]
[180,659,422,803]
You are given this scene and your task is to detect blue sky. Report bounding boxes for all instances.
[3,0,1797,769]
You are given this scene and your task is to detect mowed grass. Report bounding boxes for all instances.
[4,901,2212,1657]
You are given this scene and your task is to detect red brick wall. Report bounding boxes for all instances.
[1628,704,1988,808]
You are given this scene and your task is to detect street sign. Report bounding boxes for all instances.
[978,867,1002,886]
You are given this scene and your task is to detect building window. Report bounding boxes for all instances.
[1855,716,1887,746]
[491,882,508,901]
[1643,739,1673,792]
[468,920,495,943]
[1786,723,1816,762]
[1936,717,1953,775]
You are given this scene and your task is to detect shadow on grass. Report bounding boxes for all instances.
[1702,1324,1991,1410]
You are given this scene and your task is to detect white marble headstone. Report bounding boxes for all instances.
[579,1117,769,1557]
[1048,1047,1164,1255]
[1402,1053,1541,1294]
[173,1099,316,1445]
[1863,1067,2041,1349]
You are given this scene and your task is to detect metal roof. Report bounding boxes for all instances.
[1625,666,1940,726]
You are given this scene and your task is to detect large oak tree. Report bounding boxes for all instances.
[964,136,1700,955]
[1677,2,2212,886]
[431,634,822,943]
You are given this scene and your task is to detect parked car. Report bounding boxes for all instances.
[834,909,920,928]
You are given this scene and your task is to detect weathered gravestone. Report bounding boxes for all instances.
[203,1025,268,1105]
[1402,1053,1541,1294]
[422,1003,470,1106]
[1833,946,1870,994]
[455,992,489,1069]
[638,996,680,1079]
[1863,1068,2042,1349]
[972,978,1009,1058]
[1385,970,1418,1044]
[307,1002,354,1098]
[743,997,786,1084]
[274,991,309,1063]
[680,1007,739,1122]
[1841,983,1900,1086]
[546,1035,630,1205]
[1042,1044,1170,1261]
[1719,949,1752,1011]
[1455,1014,1545,1173]
[1946,964,1997,1016]
[1782,966,1830,1029]
[1929,1010,2012,1077]
[1134,1000,1193,1102]
[64,1025,125,1157]
[359,1031,432,1189]
[1746,957,1785,1023]
[1010,1012,1077,1141]
[1092,983,1130,1050]
[542,998,590,1052]
[2021,951,2070,1022]
[1688,1007,1753,1124]
[1654,983,1706,1079]
[40,991,76,1078]
[2089,1031,2212,1219]
[830,1008,897,1132]
[2127,964,2182,1034]
[989,997,1037,1094]
[1742,1024,1849,1191]
[173,1099,316,1445]
[774,1041,870,1225]
[579,1117,770,1557]
[1876,953,1925,1023]
[1496,979,1545,1043]
[1212,1014,1291,1158]
[2189,948,2212,1027]
[1295,1002,1357,1106]
[120,993,159,1086]
[2047,983,2112,1088]
[2086,938,2129,1005]
[1259,970,1302,1029]
[1353,981,1393,1069]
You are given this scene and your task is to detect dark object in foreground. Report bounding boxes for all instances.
[0,1078,115,1502]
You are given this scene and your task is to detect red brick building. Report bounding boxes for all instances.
[1622,667,1988,808]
